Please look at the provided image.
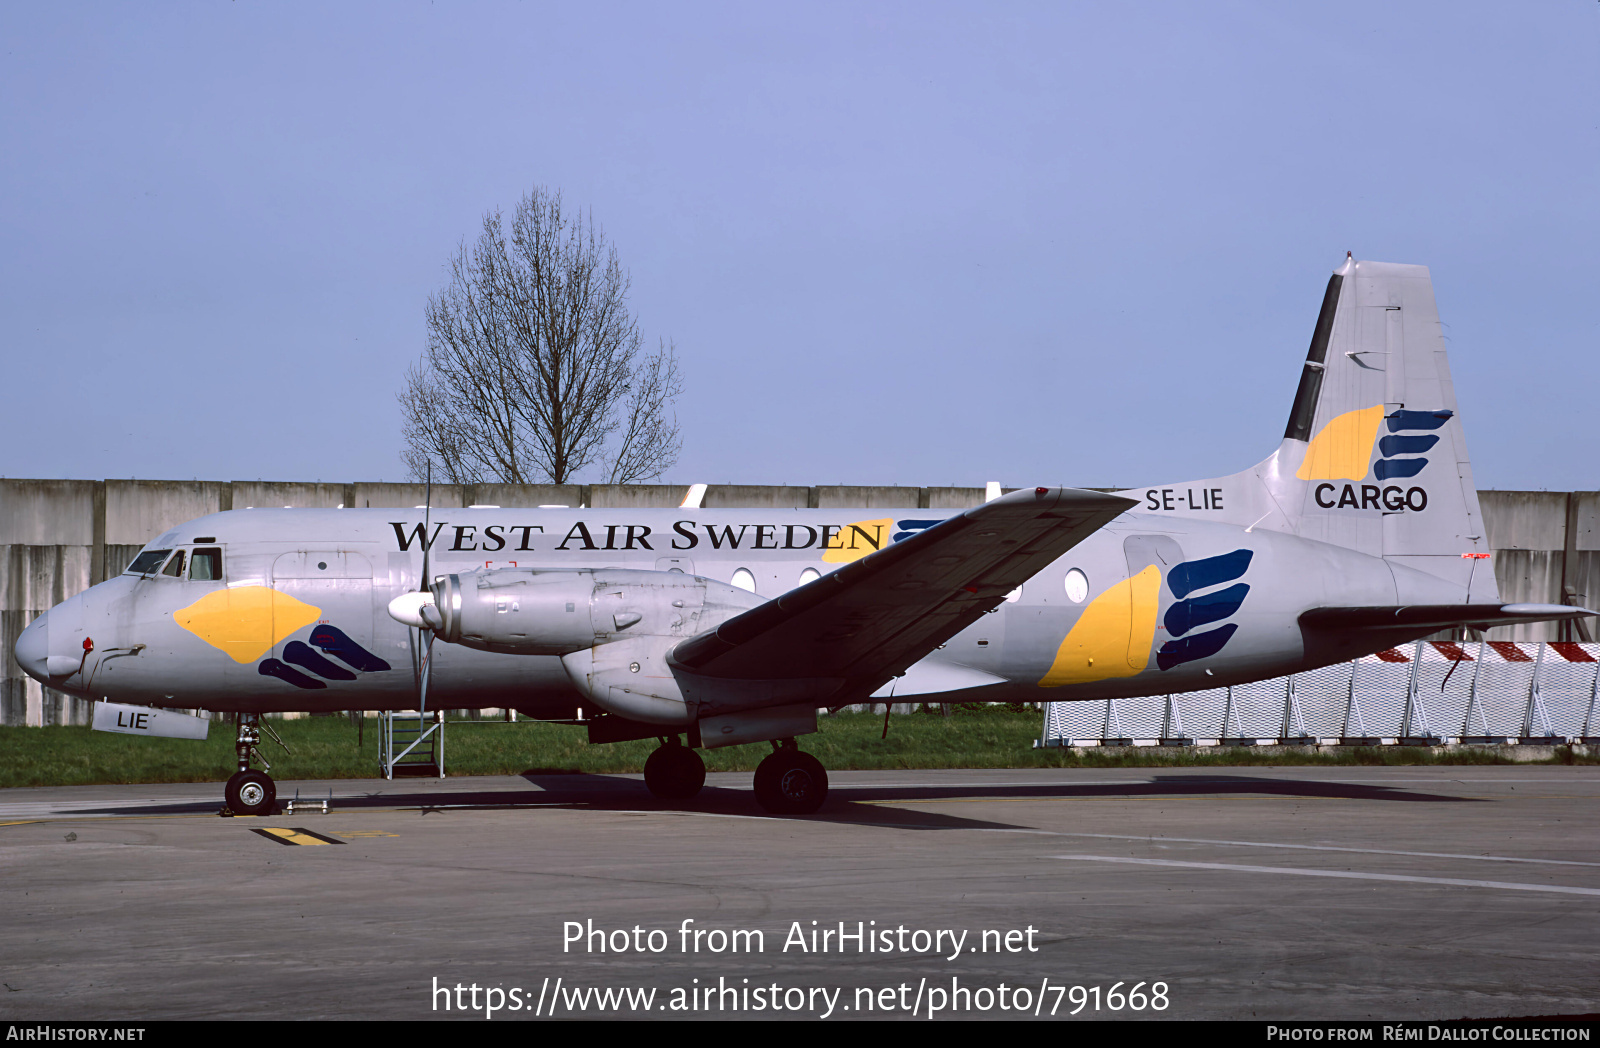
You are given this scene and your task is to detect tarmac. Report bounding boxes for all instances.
[1,765,1597,1021]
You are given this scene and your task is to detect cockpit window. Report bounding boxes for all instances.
[189,548,222,581]
[126,549,173,576]
[161,550,187,578]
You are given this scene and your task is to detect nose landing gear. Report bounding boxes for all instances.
[753,740,828,815]
[643,737,706,800]
[222,713,278,816]
[225,769,275,816]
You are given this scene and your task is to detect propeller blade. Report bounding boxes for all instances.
[419,460,433,594]
[410,462,437,716]
[418,632,433,716]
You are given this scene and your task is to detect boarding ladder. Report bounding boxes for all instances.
[380,709,444,779]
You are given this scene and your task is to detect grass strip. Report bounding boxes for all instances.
[0,707,1593,789]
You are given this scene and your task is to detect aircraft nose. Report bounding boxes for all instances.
[14,613,50,684]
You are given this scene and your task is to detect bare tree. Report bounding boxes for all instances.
[400,188,682,485]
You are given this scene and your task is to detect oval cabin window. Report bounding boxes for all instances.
[731,568,757,594]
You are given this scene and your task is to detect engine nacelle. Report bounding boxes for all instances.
[417,568,767,723]
[430,570,600,655]
[392,566,838,731]
[433,567,759,656]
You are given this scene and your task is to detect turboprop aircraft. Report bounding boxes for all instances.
[14,257,1594,816]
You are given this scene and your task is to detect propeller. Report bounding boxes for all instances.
[386,463,443,717]
[418,463,437,717]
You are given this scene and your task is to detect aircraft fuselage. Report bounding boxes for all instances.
[21,504,1467,715]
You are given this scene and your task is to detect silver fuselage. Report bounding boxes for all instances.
[18,504,1467,715]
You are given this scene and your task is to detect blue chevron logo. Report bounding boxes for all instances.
[1374,409,1451,481]
[1157,549,1253,671]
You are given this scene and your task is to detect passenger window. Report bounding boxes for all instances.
[190,548,223,581]
[161,550,186,578]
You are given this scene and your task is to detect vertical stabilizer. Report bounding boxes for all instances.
[1118,257,1494,599]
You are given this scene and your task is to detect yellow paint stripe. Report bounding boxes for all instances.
[1038,565,1160,686]
[257,827,332,845]
[0,820,40,827]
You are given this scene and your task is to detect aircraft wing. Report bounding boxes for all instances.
[670,486,1135,702]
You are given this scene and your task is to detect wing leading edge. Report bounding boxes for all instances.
[670,486,1135,704]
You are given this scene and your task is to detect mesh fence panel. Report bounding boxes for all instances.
[1464,642,1535,736]
[1349,652,1412,737]
[1228,677,1291,739]
[1292,663,1354,738]
[1112,695,1168,739]
[1401,642,1470,738]
[1044,699,1110,743]
[1171,686,1230,738]
[1042,643,1600,744]
[1536,643,1599,737]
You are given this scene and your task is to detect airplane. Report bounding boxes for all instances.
[14,257,1594,817]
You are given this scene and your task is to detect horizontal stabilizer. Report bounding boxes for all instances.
[1300,603,1595,633]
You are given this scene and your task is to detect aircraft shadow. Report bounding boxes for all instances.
[829,773,1481,806]
[63,770,1475,829]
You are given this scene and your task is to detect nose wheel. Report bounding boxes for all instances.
[644,738,706,800]
[753,743,828,815]
[221,712,278,816]
[225,769,276,816]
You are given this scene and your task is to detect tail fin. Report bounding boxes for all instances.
[1117,256,1494,598]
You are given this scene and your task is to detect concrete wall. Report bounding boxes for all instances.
[1480,491,1599,642]
[2,478,1591,725]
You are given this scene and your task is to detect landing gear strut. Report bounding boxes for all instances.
[753,740,828,815]
[223,713,277,816]
[644,737,705,800]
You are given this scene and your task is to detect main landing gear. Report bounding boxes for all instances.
[753,740,828,815]
[223,713,277,817]
[641,735,829,815]
[644,737,706,800]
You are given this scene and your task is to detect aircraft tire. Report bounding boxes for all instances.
[753,750,828,815]
[644,744,705,800]
[225,770,276,816]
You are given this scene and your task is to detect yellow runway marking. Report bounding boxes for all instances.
[0,820,41,827]
[252,827,344,846]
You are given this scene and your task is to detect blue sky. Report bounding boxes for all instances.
[2,2,1594,490]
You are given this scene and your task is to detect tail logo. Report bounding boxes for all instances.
[1297,405,1451,512]
[1374,408,1452,480]
[1296,405,1386,481]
